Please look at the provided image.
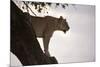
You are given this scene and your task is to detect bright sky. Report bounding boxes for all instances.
[11,0,95,66]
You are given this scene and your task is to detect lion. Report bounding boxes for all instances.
[31,15,70,56]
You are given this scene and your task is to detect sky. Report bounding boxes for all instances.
[11,0,95,66]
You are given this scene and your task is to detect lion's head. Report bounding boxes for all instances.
[56,16,70,33]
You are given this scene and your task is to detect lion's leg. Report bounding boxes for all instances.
[43,37,50,57]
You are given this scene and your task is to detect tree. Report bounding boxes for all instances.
[11,0,58,66]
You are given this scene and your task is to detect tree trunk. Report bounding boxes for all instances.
[10,0,58,66]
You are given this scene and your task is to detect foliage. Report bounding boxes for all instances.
[22,1,69,14]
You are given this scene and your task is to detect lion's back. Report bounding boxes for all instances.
[31,16,48,37]
[31,16,58,37]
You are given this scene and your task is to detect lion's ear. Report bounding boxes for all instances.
[64,19,66,21]
[59,16,63,20]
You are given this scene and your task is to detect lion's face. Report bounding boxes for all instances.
[57,16,70,33]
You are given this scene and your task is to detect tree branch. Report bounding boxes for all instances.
[23,1,37,16]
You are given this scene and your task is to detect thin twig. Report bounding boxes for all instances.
[23,1,37,16]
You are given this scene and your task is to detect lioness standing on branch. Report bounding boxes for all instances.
[31,16,70,56]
